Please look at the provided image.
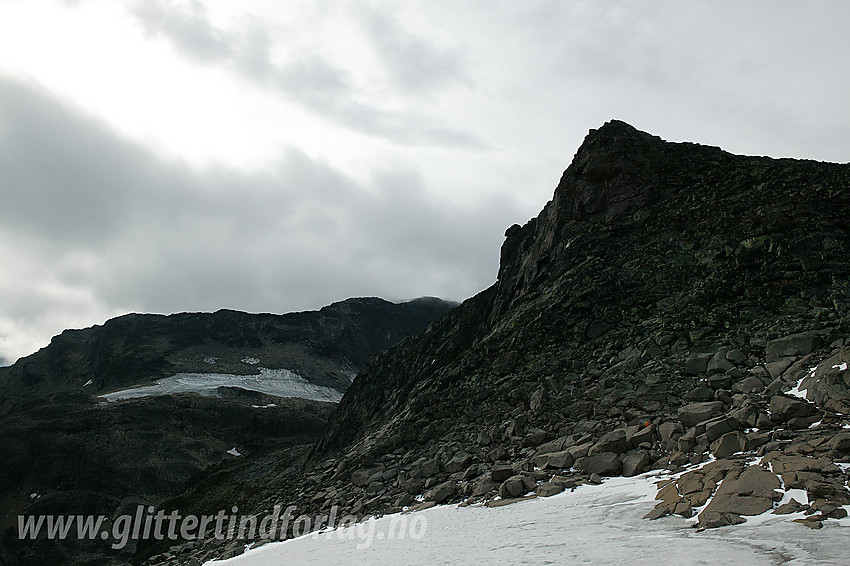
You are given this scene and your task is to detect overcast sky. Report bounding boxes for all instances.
[1,0,849,364]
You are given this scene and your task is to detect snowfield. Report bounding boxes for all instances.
[206,472,849,566]
[99,368,343,403]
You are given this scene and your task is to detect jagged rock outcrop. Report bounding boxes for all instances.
[149,120,850,564]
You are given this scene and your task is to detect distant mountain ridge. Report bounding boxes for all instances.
[0,296,457,399]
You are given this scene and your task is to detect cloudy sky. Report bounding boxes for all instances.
[1,0,849,364]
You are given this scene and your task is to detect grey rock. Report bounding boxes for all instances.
[707,374,733,389]
[425,481,457,503]
[678,401,724,427]
[577,452,622,476]
[490,463,515,483]
[685,385,715,401]
[726,350,748,365]
[768,395,818,422]
[685,353,713,375]
[523,428,549,447]
[765,358,795,379]
[532,450,574,470]
[804,348,850,413]
[444,451,473,474]
[535,481,565,497]
[403,478,425,495]
[589,429,628,455]
[703,416,739,443]
[766,332,822,363]
[421,457,441,478]
[499,475,536,498]
[731,376,764,394]
[711,431,749,459]
[473,477,499,497]
[698,466,781,528]
[536,436,568,454]
[622,450,651,477]
[707,351,734,376]
[626,423,656,446]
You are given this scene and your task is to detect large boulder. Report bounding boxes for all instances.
[801,348,850,413]
[589,429,628,455]
[711,431,749,459]
[685,353,713,376]
[499,475,536,498]
[765,331,822,363]
[706,351,734,376]
[425,481,457,503]
[697,466,781,528]
[577,452,622,476]
[443,451,473,473]
[622,450,651,477]
[491,463,516,483]
[768,395,818,422]
[532,450,574,470]
[678,401,724,427]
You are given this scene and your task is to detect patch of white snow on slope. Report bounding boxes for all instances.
[787,366,817,399]
[205,473,848,566]
[99,368,342,403]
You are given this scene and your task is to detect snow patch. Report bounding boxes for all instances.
[251,403,277,409]
[242,357,260,365]
[786,366,816,399]
[204,473,849,566]
[227,447,241,457]
[99,368,343,403]
[83,379,93,387]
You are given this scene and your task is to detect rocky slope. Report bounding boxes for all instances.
[0,297,455,566]
[163,120,850,564]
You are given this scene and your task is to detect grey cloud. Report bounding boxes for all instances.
[354,4,469,92]
[127,1,485,148]
[133,0,232,63]
[0,76,519,361]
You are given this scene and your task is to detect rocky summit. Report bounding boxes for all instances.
[150,120,850,565]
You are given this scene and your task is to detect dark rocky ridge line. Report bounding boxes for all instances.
[0,296,457,398]
[158,120,850,564]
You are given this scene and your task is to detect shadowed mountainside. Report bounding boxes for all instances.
[164,120,850,564]
[0,297,456,566]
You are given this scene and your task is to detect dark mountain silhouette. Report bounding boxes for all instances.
[156,120,850,564]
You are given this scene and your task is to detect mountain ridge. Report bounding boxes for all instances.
[160,120,850,564]
[0,296,457,399]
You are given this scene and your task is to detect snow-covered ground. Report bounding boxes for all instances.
[206,472,849,566]
[99,368,343,403]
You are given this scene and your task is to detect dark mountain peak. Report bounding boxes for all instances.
[585,118,661,145]
[313,122,850,463]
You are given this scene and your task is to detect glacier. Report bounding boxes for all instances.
[99,368,343,403]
